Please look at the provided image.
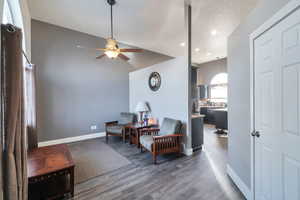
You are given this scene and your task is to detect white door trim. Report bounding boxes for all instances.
[249,1,300,199]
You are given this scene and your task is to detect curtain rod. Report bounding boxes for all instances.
[22,50,32,65]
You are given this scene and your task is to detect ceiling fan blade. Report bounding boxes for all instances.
[96,54,106,59]
[119,48,143,53]
[95,48,107,51]
[118,53,130,61]
[77,45,106,51]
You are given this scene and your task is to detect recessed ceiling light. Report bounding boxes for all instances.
[211,30,217,36]
[180,42,186,47]
[195,48,200,52]
[207,52,212,56]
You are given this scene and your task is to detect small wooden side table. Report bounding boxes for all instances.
[28,144,75,199]
[127,122,158,147]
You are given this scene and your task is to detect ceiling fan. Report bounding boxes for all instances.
[84,0,143,61]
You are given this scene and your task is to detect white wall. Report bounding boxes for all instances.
[129,57,190,152]
[227,0,291,193]
[197,58,227,85]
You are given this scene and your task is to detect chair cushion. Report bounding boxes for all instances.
[159,118,182,136]
[140,135,153,151]
[106,125,123,134]
[119,112,136,125]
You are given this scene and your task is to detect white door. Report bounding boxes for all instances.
[254,7,300,200]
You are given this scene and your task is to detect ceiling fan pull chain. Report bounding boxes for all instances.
[87,0,143,61]
[111,3,113,39]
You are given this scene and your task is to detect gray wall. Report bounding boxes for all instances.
[32,20,132,142]
[129,57,190,150]
[227,0,291,189]
[128,51,172,71]
[196,58,227,85]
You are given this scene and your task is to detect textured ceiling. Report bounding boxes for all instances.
[28,0,258,64]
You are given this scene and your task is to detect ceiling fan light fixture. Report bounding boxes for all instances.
[106,38,118,49]
[211,29,217,36]
[84,0,142,61]
[105,50,119,59]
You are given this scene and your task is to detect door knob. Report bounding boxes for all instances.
[251,131,260,138]
[255,131,260,138]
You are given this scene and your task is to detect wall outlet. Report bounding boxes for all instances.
[90,125,97,130]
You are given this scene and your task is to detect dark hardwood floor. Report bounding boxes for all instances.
[72,125,245,200]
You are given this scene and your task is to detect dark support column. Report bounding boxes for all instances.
[184,0,193,155]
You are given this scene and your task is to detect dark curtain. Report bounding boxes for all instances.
[1,24,28,200]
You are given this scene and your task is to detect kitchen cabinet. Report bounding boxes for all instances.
[200,106,224,124]
[191,67,198,99]
[213,109,228,131]
[191,115,204,151]
[198,85,208,99]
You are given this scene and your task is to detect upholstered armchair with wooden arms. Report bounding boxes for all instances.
[105,112,136,143]
[139,118,183,164]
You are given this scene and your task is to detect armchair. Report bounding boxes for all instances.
[105,112,137,143]
[139,118,183,164]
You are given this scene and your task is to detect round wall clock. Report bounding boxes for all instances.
[148,72,161,91]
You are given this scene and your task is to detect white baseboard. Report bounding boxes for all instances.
[227,165,251,200]
[38,132,106,147]
[39,132,195,156]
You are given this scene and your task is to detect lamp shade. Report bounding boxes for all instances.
[135,101,149,112]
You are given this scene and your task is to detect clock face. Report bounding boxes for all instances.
[148,72,161,91]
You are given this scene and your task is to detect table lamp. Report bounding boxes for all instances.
[135,101,149,122]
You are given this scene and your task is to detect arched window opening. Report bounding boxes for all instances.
[3,0,14,24]
[210,73,228,102]
[2,0,27,54]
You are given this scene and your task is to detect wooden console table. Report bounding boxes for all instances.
[28,144,75,199]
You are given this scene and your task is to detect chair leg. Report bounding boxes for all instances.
[177,143,181,157]
[123,132,126,143]
[140,146,143,153]
[129,129,132,145]
[177,151,181,157]
[106,133,108,143]
[153,153,157,164]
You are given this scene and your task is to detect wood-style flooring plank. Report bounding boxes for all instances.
[71,125,245,200]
